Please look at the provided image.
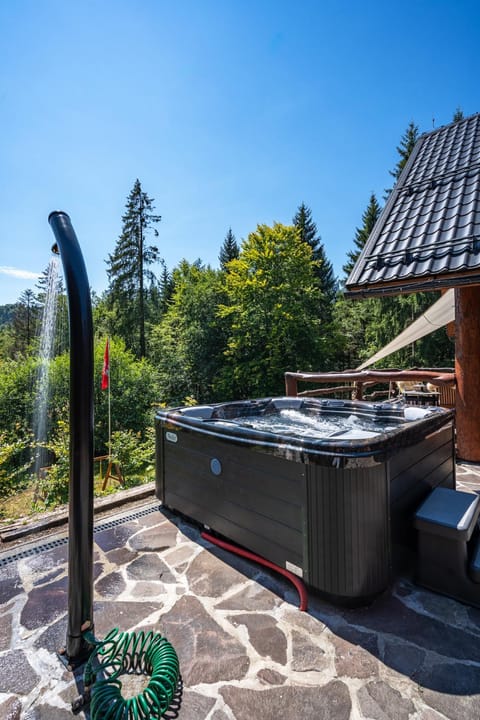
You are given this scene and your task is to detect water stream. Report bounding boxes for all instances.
[33,255,61,475]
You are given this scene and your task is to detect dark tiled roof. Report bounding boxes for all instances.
[346,113,480,297]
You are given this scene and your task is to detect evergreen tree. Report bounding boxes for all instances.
[0,304,15,327]
[219,227,239,270]
[452,107,464,123]
[158,265,175,313]
[385,121,419,197]
[106,179,162,358]
[12,289,39,355]
[292,202,319,252]
[292,203,337,311]
[343,193,382,280]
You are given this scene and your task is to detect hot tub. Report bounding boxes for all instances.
[155,397,455,605]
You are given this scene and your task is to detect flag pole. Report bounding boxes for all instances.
[102,337,111,460]
[108,349,111,460]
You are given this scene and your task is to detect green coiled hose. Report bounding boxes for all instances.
[81,627,180,719]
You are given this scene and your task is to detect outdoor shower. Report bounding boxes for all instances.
[48,213,179,716]
[48,210,95,665]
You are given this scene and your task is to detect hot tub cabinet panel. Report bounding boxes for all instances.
[157,427,307,572]
[155,397,455,605]
[306,463,390,602]
[389,423,455,550]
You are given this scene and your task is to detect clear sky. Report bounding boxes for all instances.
[0,0,478,305]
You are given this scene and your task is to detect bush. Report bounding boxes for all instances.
[33,417,70,509]
[0,427,33,498]
[110,427,155,485]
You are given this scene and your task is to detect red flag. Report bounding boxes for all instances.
[101,339,110,390]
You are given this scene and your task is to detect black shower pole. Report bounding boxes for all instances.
[48,211,94,664]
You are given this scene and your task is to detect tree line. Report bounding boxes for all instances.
[0,115,461,511]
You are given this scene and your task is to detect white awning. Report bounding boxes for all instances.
[357,289,455,370]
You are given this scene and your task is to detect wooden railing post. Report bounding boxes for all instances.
[285,372,298,396]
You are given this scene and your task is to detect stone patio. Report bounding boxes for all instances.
[0,462,479,719]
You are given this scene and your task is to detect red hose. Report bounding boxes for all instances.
[201,531,308,611]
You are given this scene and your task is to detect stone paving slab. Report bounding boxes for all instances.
[0,484,479,719]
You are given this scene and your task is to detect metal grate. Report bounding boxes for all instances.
[0,503,161,568]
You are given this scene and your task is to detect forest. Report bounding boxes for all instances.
[0,120,457,519]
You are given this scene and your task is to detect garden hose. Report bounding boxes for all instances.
[76,627,180,719]
[202,530,309,611]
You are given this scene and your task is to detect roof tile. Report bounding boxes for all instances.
[346,113,480,296]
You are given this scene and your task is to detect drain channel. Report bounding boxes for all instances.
[0,503,161,568]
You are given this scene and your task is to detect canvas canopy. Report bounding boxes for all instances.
[356,289,454,370]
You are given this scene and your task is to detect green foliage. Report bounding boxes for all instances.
[0,304,15,327]
[219,227,239,270]
[293,203,337,318]
[343,193,382,280]
[0,356,38,435]
[150,261,228,404]
[110,427,155,485]
[332,295,378,369]
[106,179,162,358]
[334,292,455,371]
[12,289,39,356]
[95,338,161,454]
[452,107,464,123]
[217,223,327,398]
[385,120,419,197]
[34,417,70,508]
[363,293,454,369]
[0,427,33,499]
[158,266,175,313]
[0,325,16,361]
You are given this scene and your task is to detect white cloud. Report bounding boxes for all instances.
[0,266,41,280]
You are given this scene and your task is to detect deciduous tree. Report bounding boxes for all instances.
[218,223,326,398]
[150,260,228,404]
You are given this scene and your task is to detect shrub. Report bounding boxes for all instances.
[110,427,155,485]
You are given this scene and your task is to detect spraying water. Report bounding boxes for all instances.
[33,255,61,475]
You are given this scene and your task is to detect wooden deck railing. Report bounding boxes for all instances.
[285,369,456,402]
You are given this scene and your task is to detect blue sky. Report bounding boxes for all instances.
[0,0,478,305]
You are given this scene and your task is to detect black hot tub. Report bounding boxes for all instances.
[155,397,455,605]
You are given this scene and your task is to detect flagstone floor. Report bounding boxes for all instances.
[0,462,479,719]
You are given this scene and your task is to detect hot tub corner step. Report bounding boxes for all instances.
[414,487,480,541]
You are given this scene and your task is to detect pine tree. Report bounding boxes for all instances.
[385,121,420,197]
[219,227,239,270]
[452,107,464,123]
[343,193,382,280]
[12,289,39,354]
[106,179,162,358]
[159,265,175,313]
[292,203,337,307]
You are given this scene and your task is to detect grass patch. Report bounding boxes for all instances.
[0,486,37,524]
[0,469,155,525]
